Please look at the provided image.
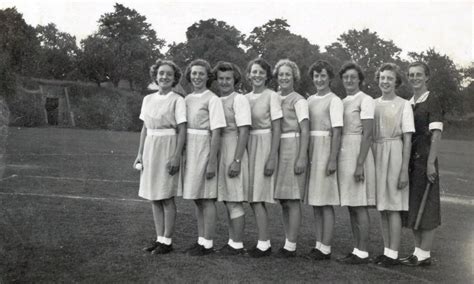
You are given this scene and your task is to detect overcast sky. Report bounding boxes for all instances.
[1,0,472,67]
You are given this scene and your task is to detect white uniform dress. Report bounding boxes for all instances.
[218,92,252,202]
[373,96,415,211]
[305,92,343,206]
[338,91,376,206]
[183,90,226,200]
[245,89,283,203]
[138,91,186,200]
[274,91,309,200]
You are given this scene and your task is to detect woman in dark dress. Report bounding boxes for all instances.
[401,62,443,266]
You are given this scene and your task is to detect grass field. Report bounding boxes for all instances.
[1,127,473,283]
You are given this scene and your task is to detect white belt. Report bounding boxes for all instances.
[250,129,272,135]
[310,130,331,137]
[187,129,210,135]
[147,128,176,136]
[281,132,300,138]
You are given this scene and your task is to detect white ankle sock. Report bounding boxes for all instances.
[161,237,172,245]
[284,239,296,252]
[198,237,204,245]
[385,248,398,259]
[202,238,213,249]
[257,240,271,251]
[413,247,420,256]
[415,248,430,261]
[228,239,243,249]
[315,241,322,250]
[319,243,331,255]
[383,247,389,256]
[157,236,163,243]
[353,248,369,259]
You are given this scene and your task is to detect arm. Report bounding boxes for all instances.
[206,128,222,179]
[398,132,412,189]
[354,119,374,182]
[133,124,147,169]
[167,122,187,175]
[326,126,342,176]
[294,119,309,175]
[228,125,250,178]
[264,118,281,176]
[427,130,442,183]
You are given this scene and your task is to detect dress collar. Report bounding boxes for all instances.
[409,91,430,105]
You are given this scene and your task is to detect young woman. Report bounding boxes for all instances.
[305,60,343,260]
[182,59,226,256]
[337,62,376,264]
[245,58,282,257]
[400,62,443,266]
[213,61,251,255]
[134,59,186,255]
[372,63,414,267]
[273,59,309,257]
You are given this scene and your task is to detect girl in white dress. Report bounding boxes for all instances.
[273,59,309,257]
[245,58,283,257]
[305,60,343,260]
[134,60,186,255]
[337,62,376,264]
[372,63,414,267]
[213,61,251,255]
[182,59,226,256]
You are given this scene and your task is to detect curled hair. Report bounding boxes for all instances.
[246,57,272,85]
[273,59,301,83]
[339,62,365,87]
[308,60,335,80]
[185,59,214,88]
[375,62,403,88]
[408,61,430,77]
[149,59,182,87]
[212,61,242,86]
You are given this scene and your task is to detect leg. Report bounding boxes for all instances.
[379,211,390,248]
[419,228,436,252]
[352,206,370,252]
[250,202,269,241]
[281,200,290,239]
[313,206,323,243]
[224,202,234,241]
[286,200,301,243]
[387,211,402,252]
[162,197,176,239]
[348,207,359,248]
[194,200,204,238]
[226,202,245,243]
[202,199,217,241]
[413,229,422,248]
[321,205,335,246]
[151,201,165,238]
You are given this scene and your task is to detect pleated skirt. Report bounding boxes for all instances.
[274,136,306,200]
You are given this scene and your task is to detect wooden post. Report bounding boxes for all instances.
[39,85,48,125]
[64,87,75,127]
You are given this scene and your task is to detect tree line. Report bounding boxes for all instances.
[1,3,472,115]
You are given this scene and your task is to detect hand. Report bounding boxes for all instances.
[228,161,241,178]
[326,159,336,176]
[133,155,142,170]
[206,160,217,179]
[294,156,307,175]
[397,170,409,189]
[264,158,276,176]
[166,155,180,176]
[354,164,364,182]
[427,163,437,183]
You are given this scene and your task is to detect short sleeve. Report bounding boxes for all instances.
[329,97,344,127]
[294,99,309,122]
[270,91,283,120]
[428,95,444,132]
[209,95,227,130]
[139,95,149,121]
[233,94,252,127]
[174,96,187,125]
[402,100,415,133]
[360,95,375,119]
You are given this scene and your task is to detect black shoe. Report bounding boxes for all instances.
[218,244,245,256]
[306,248,331,260]
[143,241,161,252]
[337,253,369,265]
[184,243,202,254]
[248,246,272,258]
[371,254,385,264]
[400,255,431,267]
[152,243,173,255]
[188,245,215,256]
[375,255,399,267]
[275,247,296,258]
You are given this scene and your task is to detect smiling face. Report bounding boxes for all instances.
[156,64,174,91]
[217,70,235,96]
[248,63,267,88]
[408,65,429,90]
[378,70,397,94]
[277,65,294,92]
[342,69,360,94]
[313,69,330,92]
[190,65,208,90]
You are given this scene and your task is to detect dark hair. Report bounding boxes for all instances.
[246,57,272,85]
[185,59,214,88]
[150,59,182,87]
[212,61,242,86]
[339,62,365,87]
[375,62,403,88]
[408,61,431,77]
[308,60,335,80]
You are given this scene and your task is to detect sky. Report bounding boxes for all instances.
[1,0,472,67]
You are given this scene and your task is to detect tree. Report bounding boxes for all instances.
[78,34,115,86]
[245,18,291,57]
